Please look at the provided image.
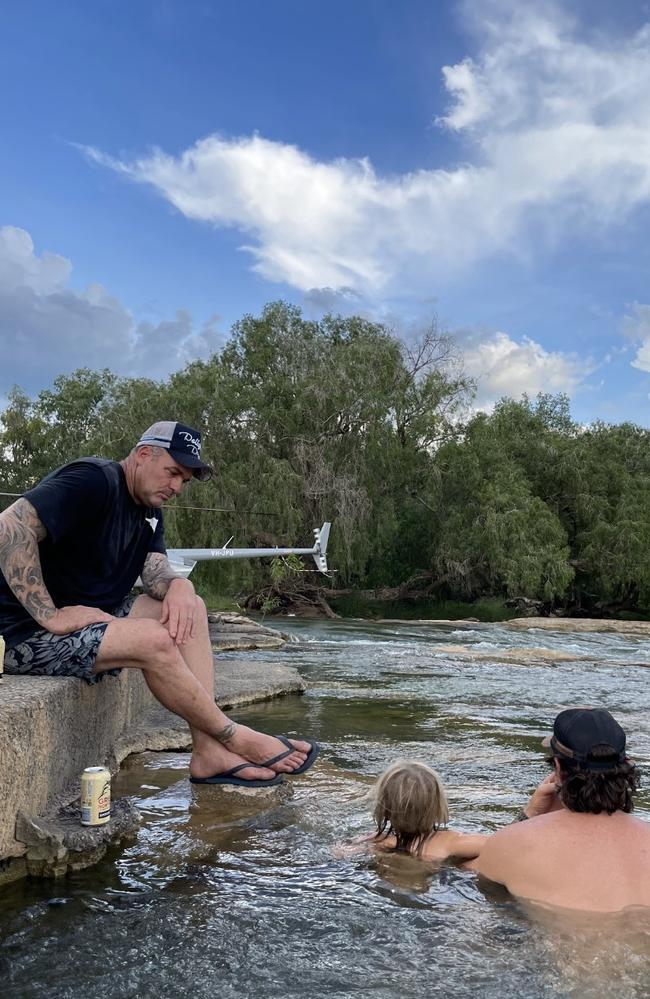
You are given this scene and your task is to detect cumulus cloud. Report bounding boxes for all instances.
[0,225,593,411]
[302,285,367,316]
[0,226,224,395]
[622,302,650,372]
[83,0,650,295]
[460,329,593,409]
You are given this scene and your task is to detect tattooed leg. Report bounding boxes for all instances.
[117,593,312,776]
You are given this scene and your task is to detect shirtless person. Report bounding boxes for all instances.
[0,421,318,787]
[473,707,650,912]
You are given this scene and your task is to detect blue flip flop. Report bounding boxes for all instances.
[260,736,320,776]
[189,764,284,787]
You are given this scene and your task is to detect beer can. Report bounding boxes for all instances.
[80,766,111,826]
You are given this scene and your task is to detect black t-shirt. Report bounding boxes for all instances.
[0,458,166,647]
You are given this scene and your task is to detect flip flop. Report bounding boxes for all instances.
[260,736,320,776]
[189,763,284,787]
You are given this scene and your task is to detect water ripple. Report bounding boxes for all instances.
[1,618,649,998]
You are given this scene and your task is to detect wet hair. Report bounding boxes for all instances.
[370,760,449,856]
[548,746,640,815]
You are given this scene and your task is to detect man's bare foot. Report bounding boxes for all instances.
[189,743,276,782]
[226,725,311,774]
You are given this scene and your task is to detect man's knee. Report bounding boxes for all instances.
[139,620,178,664]
[195,593,207,620]
[129,593,164,621]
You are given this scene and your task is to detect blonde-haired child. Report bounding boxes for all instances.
[365,759,486,861]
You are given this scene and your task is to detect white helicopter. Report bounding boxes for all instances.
[166,522,331,579]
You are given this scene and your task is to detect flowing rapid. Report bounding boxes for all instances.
[1,618,649,998]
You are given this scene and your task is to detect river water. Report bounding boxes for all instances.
[1,619,649,998]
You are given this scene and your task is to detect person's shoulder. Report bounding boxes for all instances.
[28,458,118,510]
[428,829,462,849]
[479,815,540,857]
[618,812,650,839]
[64,457,117,477]
[502,811,569,841]
[479,811,565,865]
[43,456,114,479]
[52,459,115,491]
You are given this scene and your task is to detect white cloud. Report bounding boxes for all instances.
[0,226,223,395]
[634,344,650,372]
[461,330,593,409]
[83,0,650,295]
[302,285,367,316]
[623,302,650,372]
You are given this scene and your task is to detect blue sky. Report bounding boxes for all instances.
[2,0,650,425]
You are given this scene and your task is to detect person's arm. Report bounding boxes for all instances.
[519,774,563,818]
[140,551,181,601]
[471,776,561,882]
[473,829,514,886]
[331,834,376,858]
[447,832,488,860]
[0,499,113,634]
[140,552,197,645]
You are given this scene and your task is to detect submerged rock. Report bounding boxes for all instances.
[435,644,650,667]
[189,778,294,808]
[437,645,591,665]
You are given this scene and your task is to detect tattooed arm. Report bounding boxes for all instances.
[0,498,113,634]
[141,552,179,601]
[0,499,55,626]
[141,552,198,646]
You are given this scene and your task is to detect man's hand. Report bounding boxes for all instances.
[161,577,197,645]
[47,606,115,635]
[523,773,563,818]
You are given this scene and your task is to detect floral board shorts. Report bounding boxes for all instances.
[3,594,136,685]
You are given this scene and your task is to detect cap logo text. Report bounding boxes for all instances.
[178,431,201,457]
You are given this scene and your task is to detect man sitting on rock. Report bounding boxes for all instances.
[0,421,318,787]
[472,707,649,911]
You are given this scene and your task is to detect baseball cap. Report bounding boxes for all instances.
[136,421,213,481]
[542,707,626,771]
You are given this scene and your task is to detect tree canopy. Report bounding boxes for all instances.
[1,302,648,614]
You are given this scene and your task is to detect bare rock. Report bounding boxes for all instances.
[16,798,141,878]
[505,617,650,636]
[1,654,306,876]
[207,611,288,651]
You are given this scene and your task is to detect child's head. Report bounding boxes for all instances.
[371,760,449,855]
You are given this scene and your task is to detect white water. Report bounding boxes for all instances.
[1,618,649,998]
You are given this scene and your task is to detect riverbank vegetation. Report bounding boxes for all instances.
[1,301,649,618]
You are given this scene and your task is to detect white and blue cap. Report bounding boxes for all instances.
[136,421,213,481]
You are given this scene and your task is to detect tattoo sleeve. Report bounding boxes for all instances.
[141,552,180,601]
[0,499,56,625]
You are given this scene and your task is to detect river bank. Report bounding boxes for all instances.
[0,614,300,883]
[238,589,650,625]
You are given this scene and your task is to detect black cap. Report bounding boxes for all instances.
[136,421,213,481]
[542,708,626,771]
